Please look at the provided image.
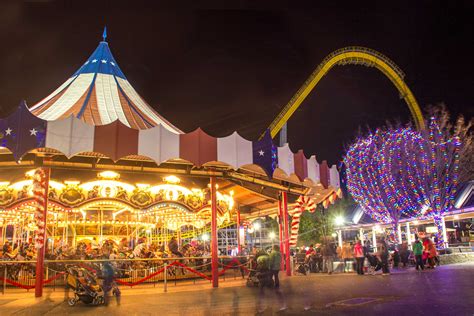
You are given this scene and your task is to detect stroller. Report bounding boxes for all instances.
[246,254,274,288]
[66,266,105,306]
[294,253,310,275]
[366,254,381,275]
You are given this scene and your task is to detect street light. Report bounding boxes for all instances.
[334,215,344,226]
[269,231,276,247]
[254,222,261,231]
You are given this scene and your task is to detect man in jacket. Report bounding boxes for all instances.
[413,235,424,271]
[269,245,282,288]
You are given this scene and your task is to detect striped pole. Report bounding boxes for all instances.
[33,167,50,298]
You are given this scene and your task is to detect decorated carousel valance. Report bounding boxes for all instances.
[0,102,340,188]
[0,171,234,230]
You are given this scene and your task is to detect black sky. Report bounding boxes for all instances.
[0,2,472,165]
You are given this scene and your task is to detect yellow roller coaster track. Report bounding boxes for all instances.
[265,46,425,139]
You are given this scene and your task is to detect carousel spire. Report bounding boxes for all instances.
[102,26,107,42]
[29,29,182,133]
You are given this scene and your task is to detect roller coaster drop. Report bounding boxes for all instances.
[265,46,425,140]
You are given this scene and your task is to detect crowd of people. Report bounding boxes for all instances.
[295,234,440,276]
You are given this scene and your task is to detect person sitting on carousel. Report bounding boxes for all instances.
[2,241,19,259]
[118,238,129,253]
[132,239,147,258]
[168,237,183,257]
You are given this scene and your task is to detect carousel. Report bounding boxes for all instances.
[0,29,341,295]
[0,170,235,249]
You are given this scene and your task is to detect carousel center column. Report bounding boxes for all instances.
[210,176,219,288]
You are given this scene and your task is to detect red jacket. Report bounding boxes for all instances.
[354,243,364,258]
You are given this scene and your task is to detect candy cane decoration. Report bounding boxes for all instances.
[289,196,316,247]
[32,169,48,249]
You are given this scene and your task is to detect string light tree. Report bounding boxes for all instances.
[344,114,462,248]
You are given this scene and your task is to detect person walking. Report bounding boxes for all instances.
[257,247,286,313]
[413,235,424,271]
[269,245,282,288]
[354,240,365,275]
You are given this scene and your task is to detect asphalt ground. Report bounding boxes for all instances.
[1,263,472,315]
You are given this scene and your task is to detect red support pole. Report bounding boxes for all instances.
[210,177,219,288]
[278,197,285,271]
[282,191,291,276]
[35,167,50,298]
[236,210,241,254]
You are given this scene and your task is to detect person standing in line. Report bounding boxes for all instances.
[413,235,424,271]
[354,240,365,275]
[399,242,409,268]
[378,238,390,275]
[321,239,336,275]
[427,239,438,269]
[342,242,354,272]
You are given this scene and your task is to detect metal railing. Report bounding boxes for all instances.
[0,256,251,294]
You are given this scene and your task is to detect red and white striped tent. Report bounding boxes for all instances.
[0,30,342,220]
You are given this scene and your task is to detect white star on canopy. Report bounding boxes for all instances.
[101,59,107,64]
[29,128,38,136]
[5,128,12,135]
[92,59,97,63]
[258,150,264,156]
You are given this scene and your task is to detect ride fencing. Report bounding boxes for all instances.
[0,256,251,294]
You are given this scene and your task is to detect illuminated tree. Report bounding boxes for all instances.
[344,114,462,246]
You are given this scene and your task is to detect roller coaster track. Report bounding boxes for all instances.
[264,46,425,139]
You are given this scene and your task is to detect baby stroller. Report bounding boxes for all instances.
[246,254,274,288]
[66,266,105,306]
[294,253,310,275]
[366,254,380,275]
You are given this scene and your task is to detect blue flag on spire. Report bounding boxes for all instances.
[102,26,107,41]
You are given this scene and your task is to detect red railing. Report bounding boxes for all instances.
[0,256,250,293]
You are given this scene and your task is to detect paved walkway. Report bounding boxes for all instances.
[1,263,473,315]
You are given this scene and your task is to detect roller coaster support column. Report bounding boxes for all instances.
[278,197,285,271]
[35,166,50,298]
[282,191,292,276]
[210,176,219,288]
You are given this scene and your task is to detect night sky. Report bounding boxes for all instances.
[0,2,472,165]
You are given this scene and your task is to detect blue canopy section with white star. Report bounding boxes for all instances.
[73,41,126,79]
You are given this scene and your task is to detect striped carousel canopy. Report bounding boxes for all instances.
[29,28,182,133]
